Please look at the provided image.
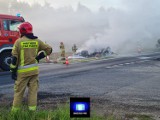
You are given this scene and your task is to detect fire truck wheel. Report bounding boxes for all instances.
[0,52,12,71]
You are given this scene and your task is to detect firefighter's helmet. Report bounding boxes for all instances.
[18,22,33,34]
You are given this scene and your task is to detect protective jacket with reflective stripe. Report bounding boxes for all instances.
[12,36,52,77]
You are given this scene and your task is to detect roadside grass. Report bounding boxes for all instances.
[0,104,105,120]
[0,104,154,120]
[125,114,154,120]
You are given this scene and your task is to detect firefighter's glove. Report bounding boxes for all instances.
[35,51,46,63]
[10,64,17,81]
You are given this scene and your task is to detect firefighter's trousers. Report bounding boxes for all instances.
[61,49,65,58]
[12,74,39,111]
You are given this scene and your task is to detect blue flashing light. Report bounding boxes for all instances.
[16,13,21,17]
[76,104,85,111]
[72,102,89,112]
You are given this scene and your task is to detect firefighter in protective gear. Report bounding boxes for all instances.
[72,44,77,54]
[10,22,52,112]
[60,42,65,58]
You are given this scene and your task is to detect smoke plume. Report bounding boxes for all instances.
[0,0,160,54]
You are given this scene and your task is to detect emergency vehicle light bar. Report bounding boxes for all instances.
[16,13,21,17]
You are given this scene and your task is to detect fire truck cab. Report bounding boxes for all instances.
[0,14,24,71]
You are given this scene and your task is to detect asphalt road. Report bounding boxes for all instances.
[1,52,160,116]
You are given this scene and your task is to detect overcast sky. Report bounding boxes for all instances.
[1,0,160,53]
[17,0,125,11]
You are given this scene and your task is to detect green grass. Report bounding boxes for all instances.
[125,114,154,120]
[0,104,154,120]
[0,105,105,120]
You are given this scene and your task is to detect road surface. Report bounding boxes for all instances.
[0,52,160,116]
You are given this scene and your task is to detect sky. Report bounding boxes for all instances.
[16,0,124,11]
[1,0,160,54]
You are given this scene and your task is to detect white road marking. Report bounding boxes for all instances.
[106,59,151,69]
[112,65,119,67]
[125,63,131,65]
[138,57,151,60]
[106,66,112,69]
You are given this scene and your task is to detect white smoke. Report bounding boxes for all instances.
[81,1,160,54]
[0,0,160,54]
[17,0,46,6]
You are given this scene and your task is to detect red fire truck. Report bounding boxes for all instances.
[0,14,24,71]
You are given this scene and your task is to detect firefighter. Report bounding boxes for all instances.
[10,22,52,112]
[60,42,65,59]
[72,44,77,54]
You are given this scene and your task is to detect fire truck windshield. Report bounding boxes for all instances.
[3,20,23,31]
[10,20,23,31]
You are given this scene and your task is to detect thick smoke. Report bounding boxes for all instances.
[0,0,160,54]
[81,0,160,54]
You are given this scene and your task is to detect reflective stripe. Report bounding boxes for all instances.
[18,66,38,73]
[35,48,38,64]
[21,41,38,48]
[28,106,36,111]
[14,84,17,91]
[12,44,16,51]
[20,49,24,66]
[18,63,38,69]
[11,106,20,112]
[10,64,16,69]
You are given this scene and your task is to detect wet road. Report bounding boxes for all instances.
[1,52,160,115]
